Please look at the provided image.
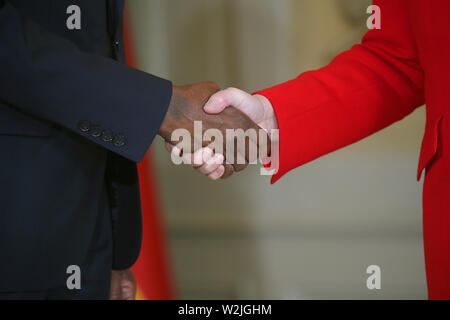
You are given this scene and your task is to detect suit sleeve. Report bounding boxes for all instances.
[0,0,172,162]
[255,0,425,183]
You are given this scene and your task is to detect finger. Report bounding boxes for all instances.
[120,269,136,300]
[165,142,173,153]
[121,279,136,300]
[208,165,225,180]
[166,142,183,158]
[198,153,224,175]
[181,151,195,165]
[221,163,234,179]
[110,271,122,300]
[192,147,213,167]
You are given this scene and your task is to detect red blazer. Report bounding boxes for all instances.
[257,0,450,299]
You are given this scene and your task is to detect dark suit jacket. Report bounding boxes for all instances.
[0,0,172,291]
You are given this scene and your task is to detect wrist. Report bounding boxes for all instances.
[158,86,180,140]
[158,112,173,140]
[254,94,278,133]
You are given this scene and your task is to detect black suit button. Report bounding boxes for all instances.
[78,121,90,132]
[101,130,113,142]
[113,134,126,147]
[89,125,102,138]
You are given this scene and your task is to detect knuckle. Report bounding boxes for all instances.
[226,87,243,96]
[225,87,238,95]
[211,94,227,107]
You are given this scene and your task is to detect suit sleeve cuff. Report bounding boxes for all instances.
[75,72,173,163]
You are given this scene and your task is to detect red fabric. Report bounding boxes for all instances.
[134,155,174,300]
[257,0,450,299]
[123,12,174,300]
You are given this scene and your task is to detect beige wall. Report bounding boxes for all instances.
[128,0,427,299]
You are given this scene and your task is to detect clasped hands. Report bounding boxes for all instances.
[158,82,277,180]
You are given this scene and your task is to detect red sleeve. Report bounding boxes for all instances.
[255,0,424,183]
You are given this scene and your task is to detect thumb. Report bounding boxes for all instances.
[204,90,231,114]
[204,87,248,114]
[204,88,264,125]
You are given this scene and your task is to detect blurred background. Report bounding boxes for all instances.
[127,0,427,299]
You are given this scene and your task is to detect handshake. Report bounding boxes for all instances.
[158,82,278,180]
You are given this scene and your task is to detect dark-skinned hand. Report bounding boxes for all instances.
[110,269,136,300]
[159,82,270,178]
